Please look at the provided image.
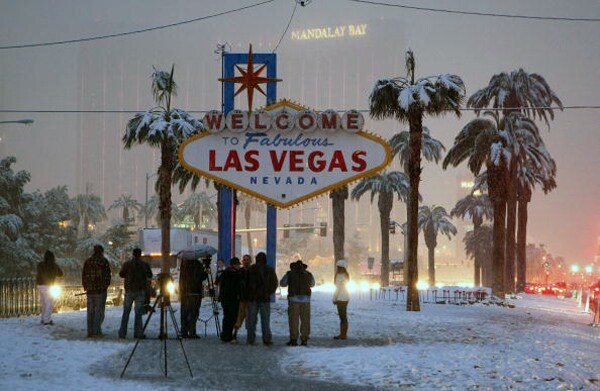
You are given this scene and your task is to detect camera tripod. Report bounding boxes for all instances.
[120,285,194,378]
[199,260,221,338]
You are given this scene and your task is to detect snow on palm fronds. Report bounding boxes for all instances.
[350,171,411,204]
[370,50,465,121]
[123,66,203,148]
[468,68,562,126]
[418,205,457,240]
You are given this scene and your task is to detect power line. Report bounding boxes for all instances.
[0,0,275,50]
[272,1,299,53]
[346,0,600,22]
[1,106,599,114]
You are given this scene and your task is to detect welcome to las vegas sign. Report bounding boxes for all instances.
[179,100,391,208]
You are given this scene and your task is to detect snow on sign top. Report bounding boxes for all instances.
[179,100,392,208]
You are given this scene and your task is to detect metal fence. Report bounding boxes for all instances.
[0,277,39,318]
[0,277,125,318]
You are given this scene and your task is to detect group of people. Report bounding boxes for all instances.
[36,247,352,344]
[216,252,279,345]
[215,254,351,346]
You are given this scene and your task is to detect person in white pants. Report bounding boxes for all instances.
[36,250,63,325]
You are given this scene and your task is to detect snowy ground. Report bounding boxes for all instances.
[1,289,599,390]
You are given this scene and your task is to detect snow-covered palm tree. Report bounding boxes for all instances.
[123,66,202,273]
[370,50,465,311]
[451,193,493,287]
[72,193,107,237]
[108,194,142,223]
[469,69,561,293]
[443,110,508,297]
[418,205,457,287]
[468,68,562,126]
[464,225,493,280]
[351,171,410,287]
[180,191,216,230]
[515,151,556,292]
[444,111,541,298]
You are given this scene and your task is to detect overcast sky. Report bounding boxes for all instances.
[0,0,599,266]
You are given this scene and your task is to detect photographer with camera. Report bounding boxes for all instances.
[179,255,209,338]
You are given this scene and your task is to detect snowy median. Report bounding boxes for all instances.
[1,291,599,390]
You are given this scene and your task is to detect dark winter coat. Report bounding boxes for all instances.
[282,263,315,298]
[245,263,278,303]
[218,266,243,304]
[36,259,63,286]
[119,257,152,293]
[82,254,112,294]
[179,259,208,297]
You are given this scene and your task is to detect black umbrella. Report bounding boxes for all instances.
[179,244,217,261]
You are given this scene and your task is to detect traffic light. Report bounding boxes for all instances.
[319,222,327,237]
[389,222,396,234]
[283,223,290,239]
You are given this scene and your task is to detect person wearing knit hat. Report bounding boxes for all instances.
[332,259,350,340]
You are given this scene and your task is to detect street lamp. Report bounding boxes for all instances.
[585,265,593,274]
[0,119,34,125]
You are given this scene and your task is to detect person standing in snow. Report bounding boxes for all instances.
[218,257,243,343]
[118,247,152,339]
[81,245,112,337]
[332,259,350,340]
[36,250,63,326]
[280,260,315,346]
[232,253,253,342]
[179,255,208,338]
[245,251,278,345]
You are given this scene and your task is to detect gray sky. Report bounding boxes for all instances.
[1,0,599,266]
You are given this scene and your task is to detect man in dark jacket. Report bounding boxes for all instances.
[82,245,112,337]
[36,250,63,325]
[179,256,208,338]
[232,254,252,342]
[280,260,315,346]
[218,257,243,343]
[118,248,152,339]
[245,251,278,345]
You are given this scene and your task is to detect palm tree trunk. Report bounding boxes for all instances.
[504,162,517,294]
[159,139,175,275]
[427,244,435,287]
[424,225,437,287]
[378,192,392,287]
[516,184,531,292]
[473,218,482,287]
[406,110,422,311]
[489,164,507,299]
[331,186,347,275]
